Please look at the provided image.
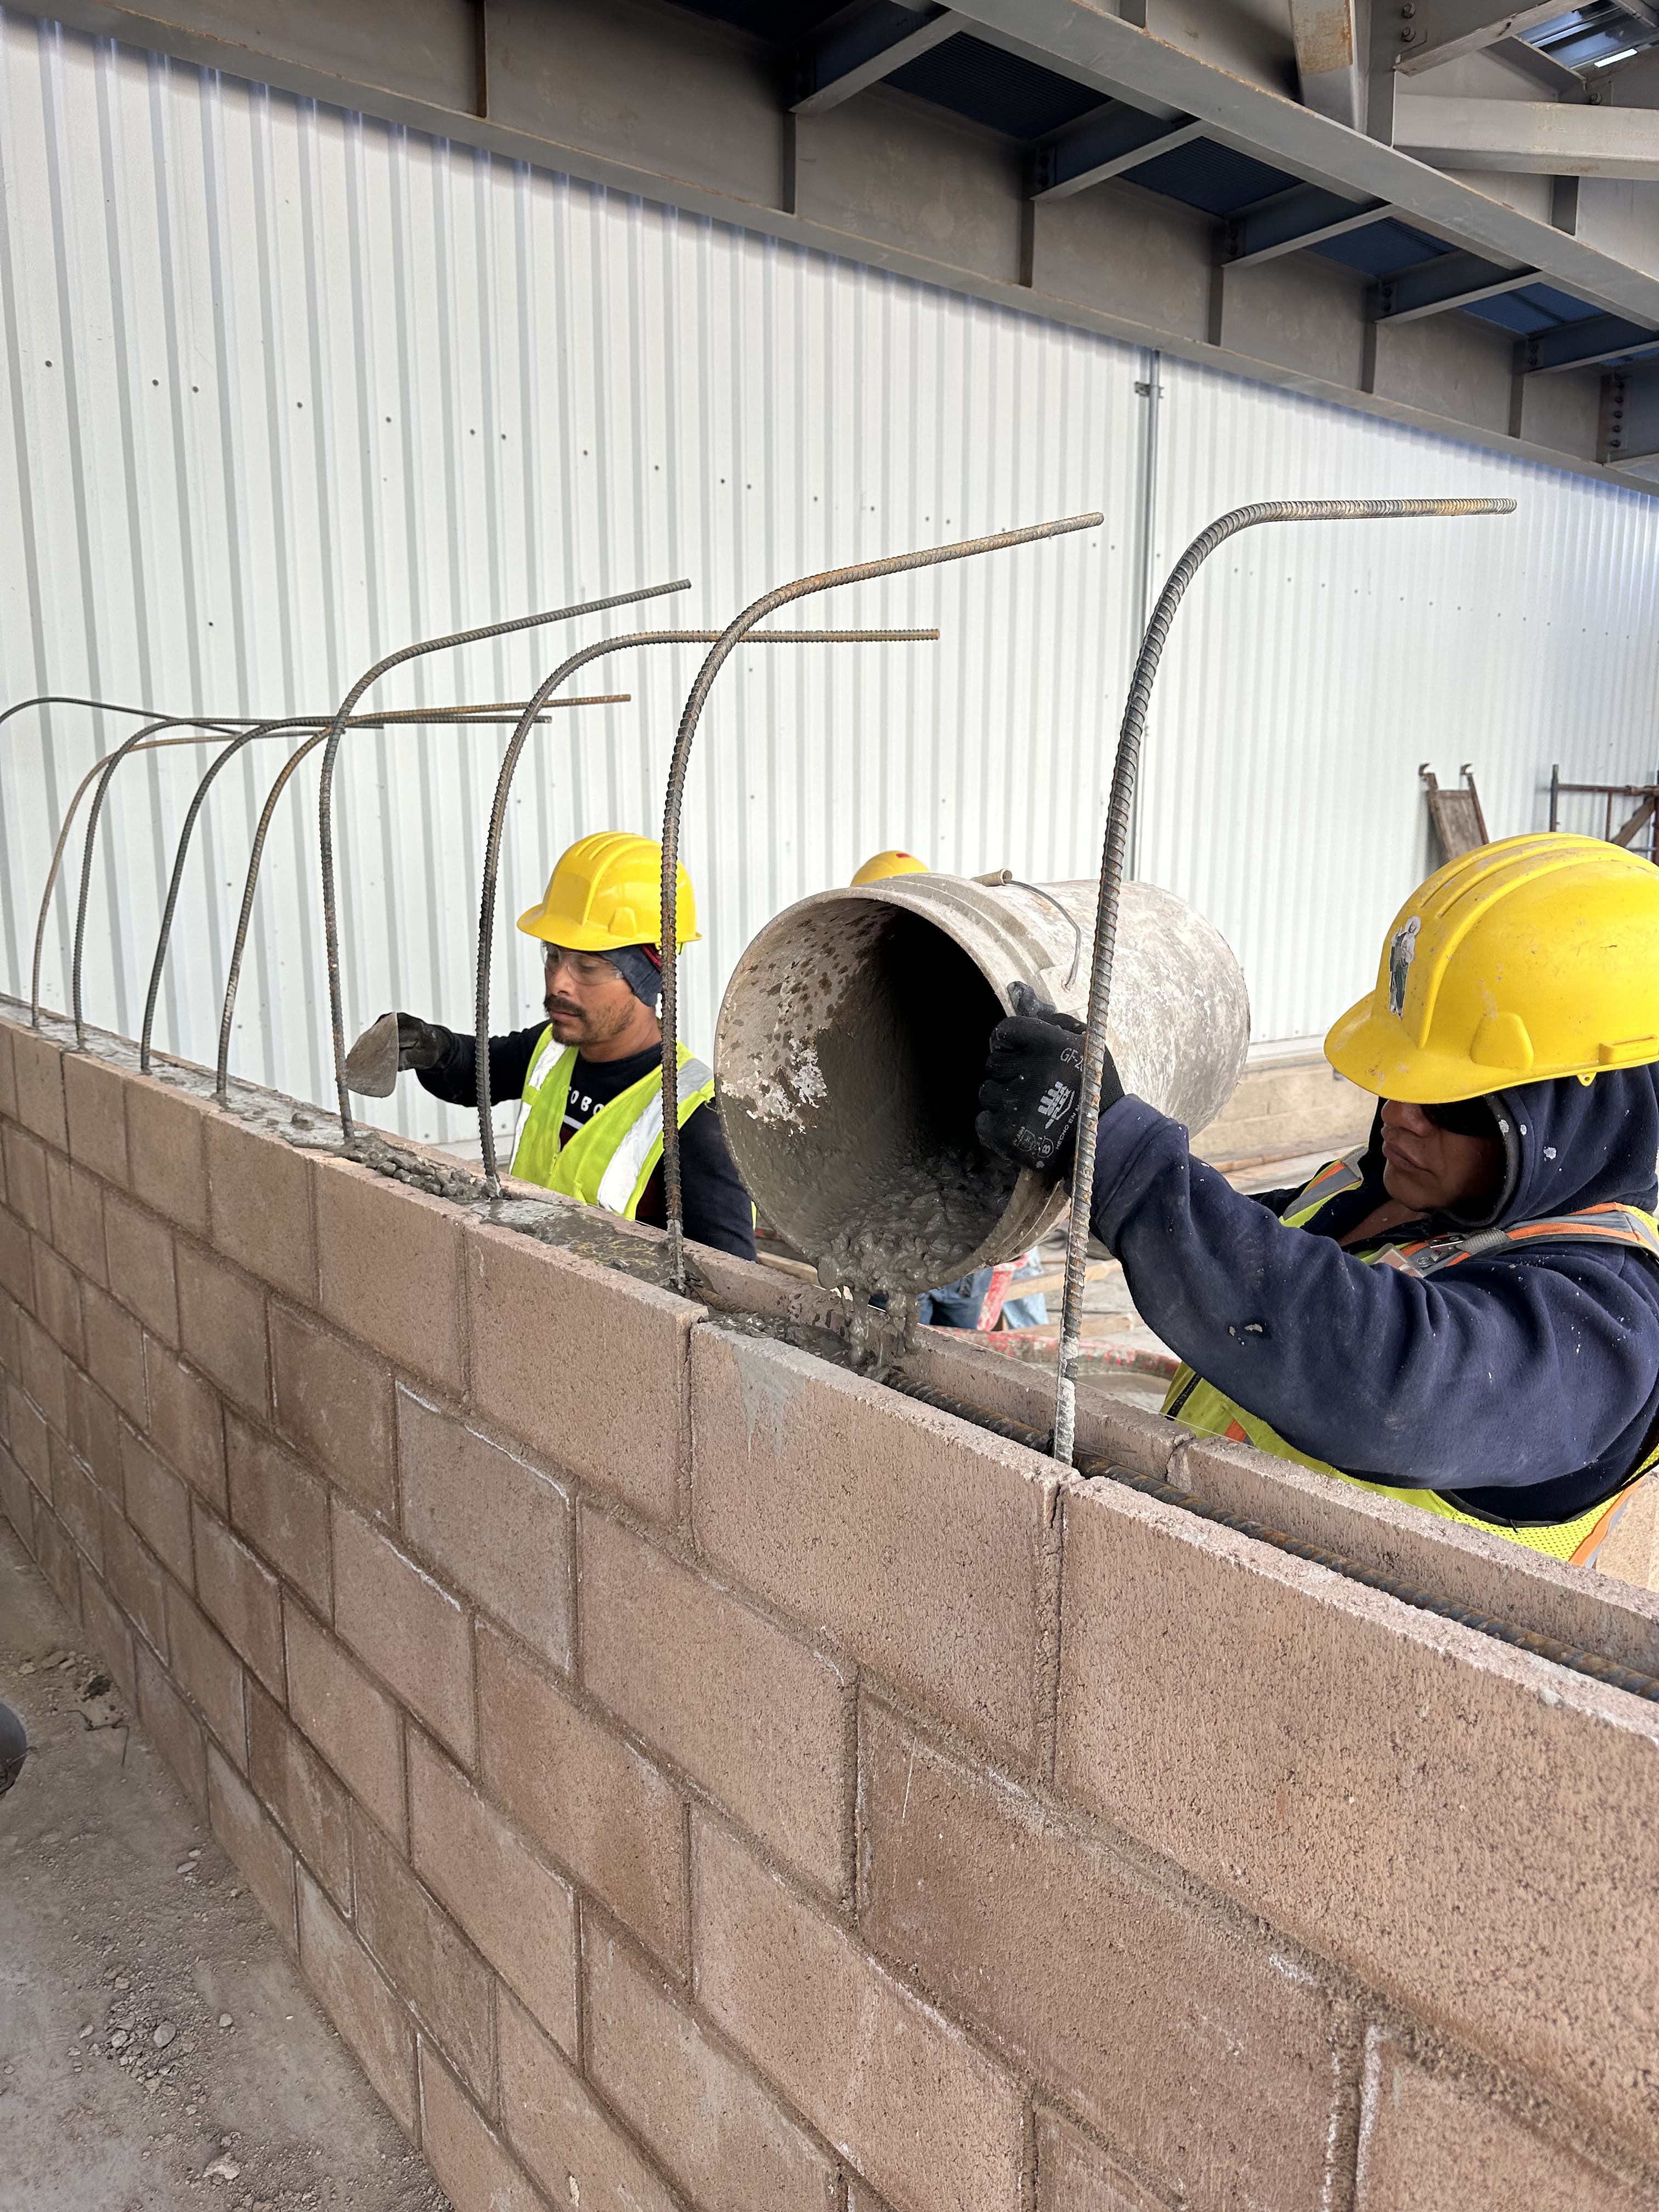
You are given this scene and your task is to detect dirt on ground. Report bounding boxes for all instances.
[0,1519,449,2212]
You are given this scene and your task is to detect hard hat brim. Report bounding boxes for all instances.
[516,900,701,950]
[1325,995,1548,1102]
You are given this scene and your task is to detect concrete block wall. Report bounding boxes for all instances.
[3,1006,1659,2212]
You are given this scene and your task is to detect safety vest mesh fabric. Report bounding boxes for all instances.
[510,1031,715,1218]
[1162,1148,1659,1566]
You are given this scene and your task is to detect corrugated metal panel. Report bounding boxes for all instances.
[0,8,1145,1143]
[1137,356,1659,1046]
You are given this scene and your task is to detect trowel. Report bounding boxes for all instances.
[343,1011,400,1097]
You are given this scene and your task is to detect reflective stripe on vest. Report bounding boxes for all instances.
[1163,1149,1659,1566]
[509,1030,715,1218]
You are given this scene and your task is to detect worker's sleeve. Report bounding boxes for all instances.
[1085,1098,1659,1490]
[678,1102,757,1261]
[413,1024,542,1109]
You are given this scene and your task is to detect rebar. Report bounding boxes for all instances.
[1051,494,1518,1466]
[317,582,690,1139]
[473,627,939,1195]
[657,514,1103,1291]
[213,698,627,1104]
[138,706,572,1075]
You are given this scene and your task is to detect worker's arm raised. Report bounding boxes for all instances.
[1088,1097,1659,1494]
[408,1021,545,1109]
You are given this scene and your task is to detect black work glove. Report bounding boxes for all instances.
[396,1012,451,1071]
[975,981,1120,1181]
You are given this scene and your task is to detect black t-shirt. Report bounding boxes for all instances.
[416,1023,755,1261]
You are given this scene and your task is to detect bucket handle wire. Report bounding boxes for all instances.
[1051,494,1518,1466]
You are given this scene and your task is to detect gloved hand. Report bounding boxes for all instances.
[975,981,1120,1181]
[395,1012,450,1071]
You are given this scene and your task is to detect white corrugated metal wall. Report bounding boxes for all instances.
[2,10,1657,1143]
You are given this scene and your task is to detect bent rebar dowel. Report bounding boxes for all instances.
[473,626,939,1195]
[657,512,1104,1293]
[316,580,690,1138]
[1051,493,1518,1468]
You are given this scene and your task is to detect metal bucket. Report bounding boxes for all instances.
[713,873,1250,1293]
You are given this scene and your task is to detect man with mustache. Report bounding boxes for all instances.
[977,834,1659,1566]
[356,831,754,1260]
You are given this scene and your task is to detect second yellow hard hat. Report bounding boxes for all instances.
[852,849,929,886]
[517,830,700,952]
[1326,832,1659,1101]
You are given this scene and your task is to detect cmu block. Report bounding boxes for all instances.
[31,1240,85,1365]
[226,1412,331,1616]
[33,1497,82,1615]
[408,1731,579,2059]
[1355,2034,1650,2212]
[692,1327,1057,1771]
[693,1814,1026,2212]
[207,1740,297,1948]
[81,1569,138,1707]
[103,1192,178,1345]
[3,1127,51,1237]
[12,1028,67,1149]
[353,1809,495,2103]
[64,1364,121,1495]
[101,1502,169,1657]
[1056,1474,1659,2167]
[1035,2108,1177,2212]
[313,1155,464,1392]
[477,1621,687,1973]
[859,1701,1344,2212]
[332,1505,475,1764]
[466,1216,700,1526]
[0,1205,35,1304]
[165,1582,249,1765]
[268,1304,395,1520]
[81,1283,147,1426]
[496,1988,679,2212]
[0,1019,15,1118]
[585,1922,838,2212]
[120,1429,194,1585]
[143,1341,227,1511]
[47,1152,106,1284]
[193,1503,285,1698]
[18,1310,68,1432]
[124,1075,211,1234]
[247,1679,353,1910]
[582,1504,851,1895]
[417,2044,538,2212]
[52,1449,104,1571]
[206,1111,316,1302]
[174,1240,269,1418]
[296,1866,417,2136]
[8,1385,50,1496]
[398,1387,572,1672]
[284,1602,407,1843]
[134,1639,207,1810]
[63,1048,130,1186]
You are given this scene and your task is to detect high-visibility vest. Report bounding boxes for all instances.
[509,1030,715,1220]
[1163,1149,1659,1567]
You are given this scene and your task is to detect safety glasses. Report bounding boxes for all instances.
[1419,1097,1498,1138]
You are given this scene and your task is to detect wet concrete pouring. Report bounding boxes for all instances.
[0,1520,448,2212]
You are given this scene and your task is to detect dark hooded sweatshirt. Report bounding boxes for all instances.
[1086,1066,1659,1523]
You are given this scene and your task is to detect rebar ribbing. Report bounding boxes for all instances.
[473,627,939,1195]
[892,1372,1659,1703]
[212,698,626,1104]
[656,514,1103,1291]
[1051,495,1517,1465]
[315,582,690,1141]
[138,706,575,1075]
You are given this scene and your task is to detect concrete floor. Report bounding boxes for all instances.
[0,1519,448,2212]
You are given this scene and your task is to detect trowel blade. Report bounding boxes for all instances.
[344,1011,400,1097]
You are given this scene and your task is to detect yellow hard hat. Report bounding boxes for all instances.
[852,849,929,886]
[1325,832,1659,1102]
[517,830,700,952]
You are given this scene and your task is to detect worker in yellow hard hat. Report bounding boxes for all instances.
[977,834,1659,1566]
[348,831,754,1258]
[851,849,929,885]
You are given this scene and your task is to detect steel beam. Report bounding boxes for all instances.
[1290,0,1361,129]
[1600,363,1659,464]
[1393,93,1659,179]
[1030,106,1206,198]
[792,2,960,116]
[1394,1,1571,74]
[1374,249,1538,323]
[1521,314,1659,373]
[1221,182,1394,265]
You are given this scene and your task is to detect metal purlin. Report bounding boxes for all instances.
[472,626,939,1197]
[655,513,1105,1294]
[1051,495,1520,1468]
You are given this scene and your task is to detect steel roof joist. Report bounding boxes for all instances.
[1521,313,1659,372]
[1374,249,1541,323]
[791,1,961,115]
[1221,182,1395,266]
[1393,0,1577,74]
[1029,106,1207,199]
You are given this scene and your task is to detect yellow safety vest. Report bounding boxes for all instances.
[509,1031,715,1220]
[1163,1149,1659,1567]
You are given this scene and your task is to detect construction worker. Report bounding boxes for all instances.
[976,834,1659,1565]
[851,849,929,885]
[360,831,754,1260]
